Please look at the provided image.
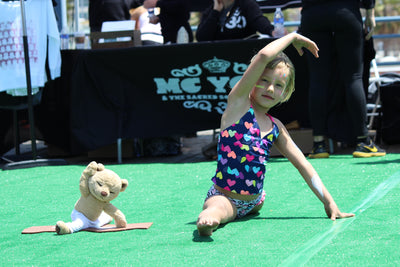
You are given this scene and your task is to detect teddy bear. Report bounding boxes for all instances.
[56,161,128,235]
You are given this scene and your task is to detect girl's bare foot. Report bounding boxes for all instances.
[197,216,220,236]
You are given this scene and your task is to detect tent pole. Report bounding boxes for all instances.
[20,0,37,160]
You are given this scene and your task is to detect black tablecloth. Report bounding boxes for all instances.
[37,39,310,154]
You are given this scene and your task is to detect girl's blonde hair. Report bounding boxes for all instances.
[265,52,295,102]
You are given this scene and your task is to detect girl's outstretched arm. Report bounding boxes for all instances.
[274,119,354,220]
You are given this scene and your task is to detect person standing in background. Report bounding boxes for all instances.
[143,0,193,44]
[89,0,144,32]
[196,0,274,42]
[299,0,386,158]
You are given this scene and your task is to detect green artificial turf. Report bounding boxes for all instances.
[1,154,399,266]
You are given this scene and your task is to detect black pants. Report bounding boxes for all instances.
[300,1,368,140]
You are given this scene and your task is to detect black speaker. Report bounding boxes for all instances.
[380,73,400,144]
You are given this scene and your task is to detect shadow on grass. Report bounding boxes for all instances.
[306,155,400,165]
[189,221,229,242]
[233,212,326,222]
[192,230,214,242]
[353,158,400,165]
[189,213,326,242]
[186,213,324,226]
[249,216,327,220]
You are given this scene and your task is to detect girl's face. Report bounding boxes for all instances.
[250,63,290,109]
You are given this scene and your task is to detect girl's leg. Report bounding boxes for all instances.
[197,195,237,236]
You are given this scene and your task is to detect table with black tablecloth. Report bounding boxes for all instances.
[37,38,310,155]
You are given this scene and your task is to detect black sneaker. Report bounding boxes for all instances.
[309,142,329,159]
[353,140,386,158]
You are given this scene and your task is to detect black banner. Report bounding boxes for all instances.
[40,39,309,153]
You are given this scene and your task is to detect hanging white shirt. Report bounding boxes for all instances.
[0,0,61,96]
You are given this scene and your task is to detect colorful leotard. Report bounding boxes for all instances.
[211,106,279,195]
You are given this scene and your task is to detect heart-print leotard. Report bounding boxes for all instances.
[211,106,279,195]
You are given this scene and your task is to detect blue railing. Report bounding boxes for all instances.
[370,16,400,69]
[284,15,400,29]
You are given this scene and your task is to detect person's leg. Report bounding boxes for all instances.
[300,6,334,157]
[306,36,334,139]
[334,3,386,157]
[334,4,367,140]
[197,195,237,236]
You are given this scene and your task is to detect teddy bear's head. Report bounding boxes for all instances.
[88,169,128,202]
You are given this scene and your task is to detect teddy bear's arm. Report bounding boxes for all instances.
[79,161,99,197]
[104,203,127,228]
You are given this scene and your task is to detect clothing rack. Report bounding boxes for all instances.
[1,0,67,170]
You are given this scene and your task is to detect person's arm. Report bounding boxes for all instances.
[143,0,157,9]
[129,0,145,8]
[361,0,375,40]
[196,7,221,41]
[243,0,274,36]
[274,119,355,220]
[213,0,224,12]
[220,33,318,130]
[364,8,375,40]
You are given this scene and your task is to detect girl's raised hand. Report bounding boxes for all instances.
[292,33,319,58]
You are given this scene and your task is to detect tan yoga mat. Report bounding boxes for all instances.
[22,222,153,234]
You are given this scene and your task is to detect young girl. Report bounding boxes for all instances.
[197,33,355,236]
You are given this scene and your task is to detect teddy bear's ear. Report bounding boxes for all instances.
[120,179,128,192]
[97,163,105,171]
